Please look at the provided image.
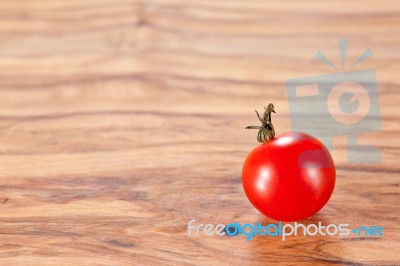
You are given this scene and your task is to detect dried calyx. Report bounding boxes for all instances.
[245,103,276,143]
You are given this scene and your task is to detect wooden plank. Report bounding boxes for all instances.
[0,0,399,265]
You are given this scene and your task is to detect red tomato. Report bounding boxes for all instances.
[242,132,335,221]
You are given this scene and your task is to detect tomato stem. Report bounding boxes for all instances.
[245,103,276,143]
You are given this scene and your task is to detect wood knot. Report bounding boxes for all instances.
[1,198,9,204]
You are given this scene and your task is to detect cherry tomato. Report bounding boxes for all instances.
[242,132,335,221]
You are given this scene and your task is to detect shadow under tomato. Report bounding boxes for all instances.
[241,213,345,263]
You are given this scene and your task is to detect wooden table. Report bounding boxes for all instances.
[0,1,399,265]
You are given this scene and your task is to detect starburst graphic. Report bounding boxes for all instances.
[315,38,373,69]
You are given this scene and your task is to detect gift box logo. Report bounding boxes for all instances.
[286,39,381,163]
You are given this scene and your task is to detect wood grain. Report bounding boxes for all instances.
[0,0,399,265]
